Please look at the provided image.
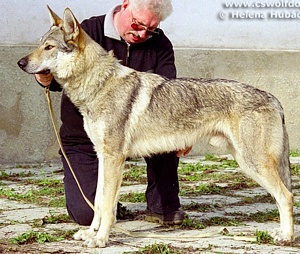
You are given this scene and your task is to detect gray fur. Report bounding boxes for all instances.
[17,6,294,248]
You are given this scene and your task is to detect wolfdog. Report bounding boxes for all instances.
[17,6,294,247]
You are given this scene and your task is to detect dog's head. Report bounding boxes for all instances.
[17,6,85,76]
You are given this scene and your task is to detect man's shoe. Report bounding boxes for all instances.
[145,209,187,225]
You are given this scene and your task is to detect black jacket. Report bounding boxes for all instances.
[49,14,176,149]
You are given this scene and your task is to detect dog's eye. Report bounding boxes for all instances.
[45,45,54,51]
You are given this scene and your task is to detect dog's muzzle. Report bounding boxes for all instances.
[17,57,50,74]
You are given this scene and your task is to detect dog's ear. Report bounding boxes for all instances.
[47,5,63,27]
[63,8,85,50]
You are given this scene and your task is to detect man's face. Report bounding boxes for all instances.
[118,6,160,44]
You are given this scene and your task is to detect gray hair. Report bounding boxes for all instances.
[129,0,173,21]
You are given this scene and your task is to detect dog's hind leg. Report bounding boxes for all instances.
[236,152,294,242]
[232,116,294,243]
[269,125,294,242]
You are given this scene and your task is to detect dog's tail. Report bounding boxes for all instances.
[278,116,292,192]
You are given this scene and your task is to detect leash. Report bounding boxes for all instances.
[44,88,94,211]
[44,88,255,242]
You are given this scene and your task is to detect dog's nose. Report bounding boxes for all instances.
[17,58,28,69]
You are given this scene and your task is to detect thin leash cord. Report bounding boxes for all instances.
[44,88,94,211]
[44,88,251,241]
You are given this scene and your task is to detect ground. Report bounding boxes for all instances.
[0,154,300,254]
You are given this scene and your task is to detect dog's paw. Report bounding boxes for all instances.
[270,228,294,243]
[73,229,96,241]
[83,237,107,248]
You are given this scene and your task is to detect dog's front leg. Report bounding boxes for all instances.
[94,154,125,247]
[73,153,105,245]
[79,153,125,247]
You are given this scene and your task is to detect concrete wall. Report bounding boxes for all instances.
[4,1,300,50]
[1,1,300,162]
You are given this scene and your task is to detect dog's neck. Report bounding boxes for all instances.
[56,32,132,113]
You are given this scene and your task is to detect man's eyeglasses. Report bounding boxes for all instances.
[131,12,159,35]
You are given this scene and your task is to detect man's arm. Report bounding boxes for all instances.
[154,30,177,79]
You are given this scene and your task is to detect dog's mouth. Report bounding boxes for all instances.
[35,69,50,75]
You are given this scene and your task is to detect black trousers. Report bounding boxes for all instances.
[61,145,180,225]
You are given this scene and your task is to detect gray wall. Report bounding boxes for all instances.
[1,1,300,162]
[4,1,300,50]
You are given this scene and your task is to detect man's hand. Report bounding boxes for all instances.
[176,146,192,157]
[35,73,53,87]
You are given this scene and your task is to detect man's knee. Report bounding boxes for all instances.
[66,203,94,226]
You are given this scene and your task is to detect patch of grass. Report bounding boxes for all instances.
[178,160,238,177]
[119,192,146,203]
[219,160,239,168]
[179,171,206,182]
[291,164,300,175]
[204,154,220,161]
[255,230,274,244]
[240,194,274,205]
[0,188,34,201]
[234,181,259,189]
[180,180,257,196]
[178,162,214,174]
[248,210,279,223]
[125,242,201,254]
[123,164,147,184]
[294,201,300,208]
[0,171,34,180]
[41,213,72,224]
[180,183,222,196]
[180,209,280,229]
[137,242,173,254]
[290,150,300,157]
[228,210,279,223]
[204,154,239,168]
[32,213,71,228]
[293,184,300,191]
[179,216,241,230]
[48,196,66,207]
[9,230,64,245]
[8,228,77,246]
[178,157,256,191]
[28,178,62,188]
[0,178,65,207]
[194,183,222,194]
[202,217,242,227]
[182,201,222,212]
[14,164,43,169]
[180,217,205,229]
